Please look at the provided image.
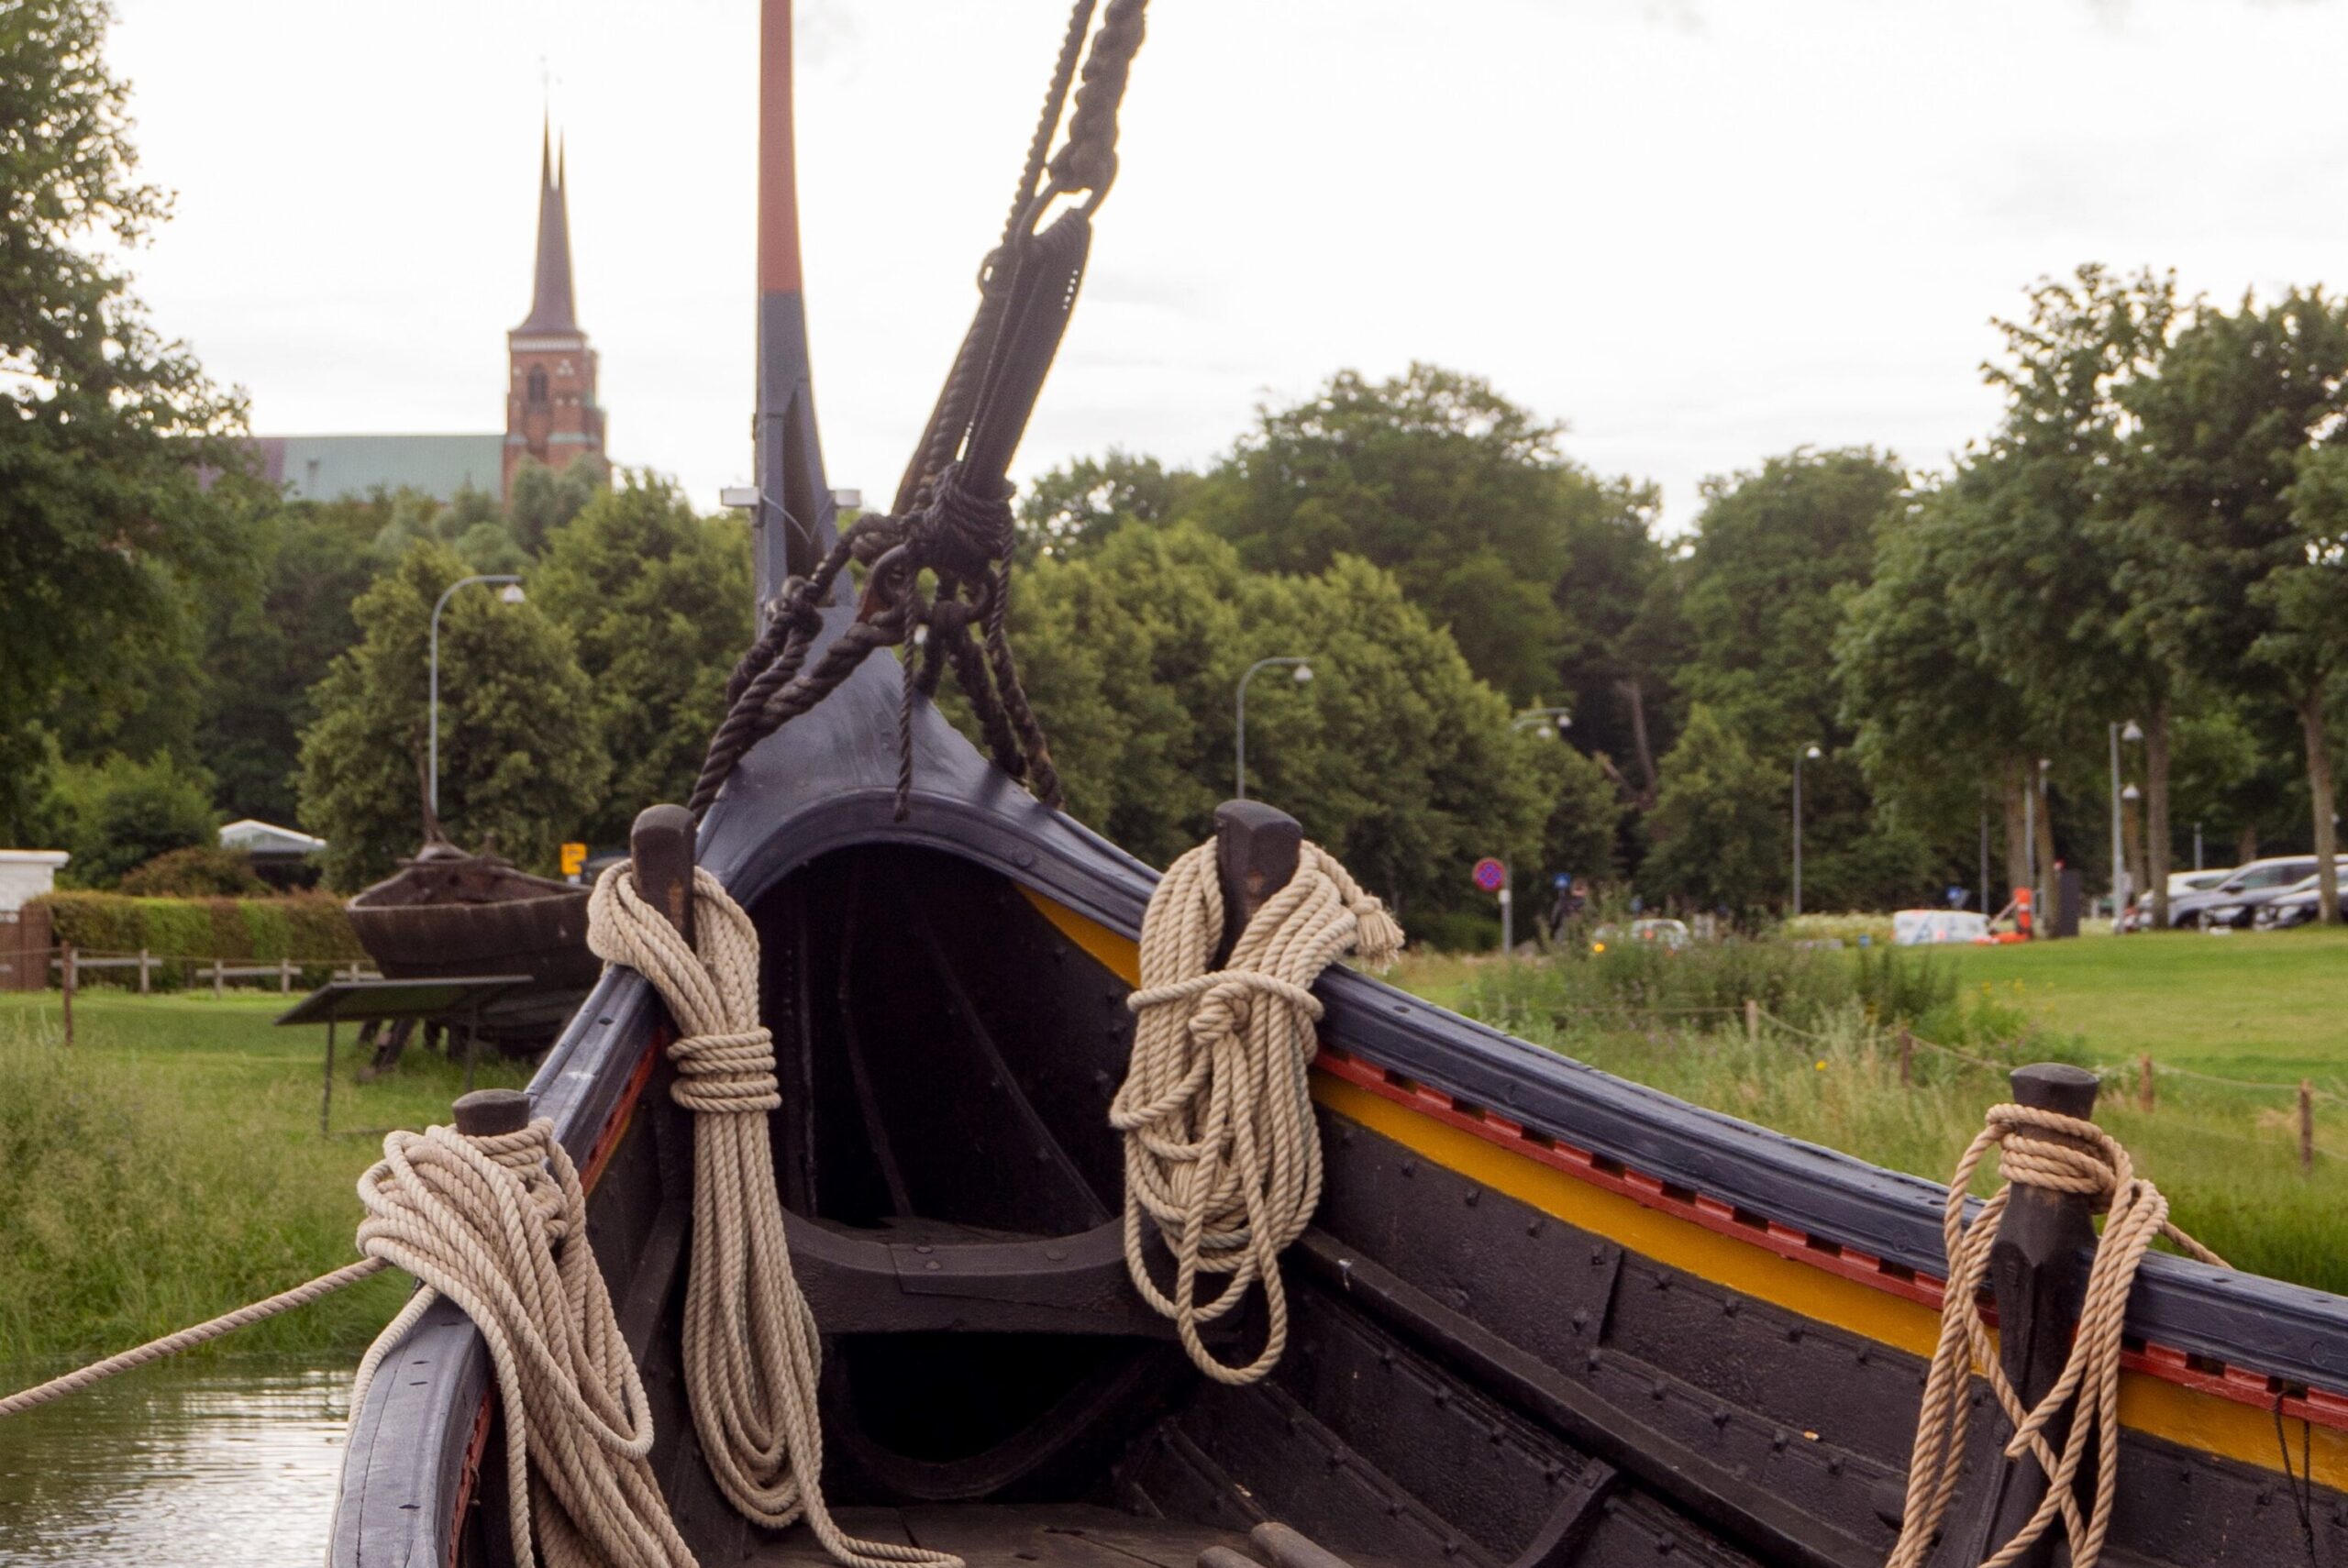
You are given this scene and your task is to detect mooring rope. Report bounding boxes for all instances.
[0,1118,695,1568]
[1886,1102,2229,1568]
[586,864,961,1568]
[1111,840,1403,1386]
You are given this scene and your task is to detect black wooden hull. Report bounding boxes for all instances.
[332,612,2348,1568]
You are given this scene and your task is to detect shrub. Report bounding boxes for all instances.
[31,891,361,965]
[1780,912,1897,945]
[43,753,218,889]
[117,846,268,898]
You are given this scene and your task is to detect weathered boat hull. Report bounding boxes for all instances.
[332,613,2348,1567]
[346,854,597,1051]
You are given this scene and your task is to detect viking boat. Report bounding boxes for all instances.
[345,838,598,1052]
[331,5,2348,1565]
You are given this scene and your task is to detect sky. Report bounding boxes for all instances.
[107,0,2348,531]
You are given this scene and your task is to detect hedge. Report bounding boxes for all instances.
[31,892,364,964]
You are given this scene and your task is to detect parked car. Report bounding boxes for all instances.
[2170,868,2233,897]
[1893,909,1991,945]
[2191,858,2348,929]
[2253,873,2348,930]
[2165,856,2329,928]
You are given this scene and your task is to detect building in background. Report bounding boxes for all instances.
[253,124,609,505]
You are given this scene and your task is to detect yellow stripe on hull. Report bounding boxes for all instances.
[1018,884,2347,1486]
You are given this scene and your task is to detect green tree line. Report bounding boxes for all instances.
[16,1,2348,940]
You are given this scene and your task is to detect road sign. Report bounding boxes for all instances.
[559,842,588,879]
[1472,856,1507,893]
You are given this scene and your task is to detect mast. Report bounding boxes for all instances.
[753,0,836,609]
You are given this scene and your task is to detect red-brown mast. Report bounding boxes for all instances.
[752,0,833,604]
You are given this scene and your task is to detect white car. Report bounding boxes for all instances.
[1893,910,1989,946]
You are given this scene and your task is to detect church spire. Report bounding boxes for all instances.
[517,116,578,334]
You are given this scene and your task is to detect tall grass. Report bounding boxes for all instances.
[0,996,529,1361]
[1447,946,2348,1297]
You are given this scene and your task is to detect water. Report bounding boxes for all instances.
[0,1359,350,1566]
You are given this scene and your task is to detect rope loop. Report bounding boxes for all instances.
[588,861,963,1568]
[1886,1100,2228,1568]
[1112,837,1401,1386]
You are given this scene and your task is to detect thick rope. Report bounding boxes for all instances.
[587,864,961,1568]
[1111,840,1402,1385]
[1886,1103,2228,1568]
[0,1258,389,1420]
[1,1117,698,1568]
[352,1119,693,1568]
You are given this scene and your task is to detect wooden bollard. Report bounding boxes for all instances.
[1955,1063,2101,1568]
[138,947,151,996]
[2137,1053,2154,1114]
[1744,998,1759,1043]
[1212,799,1302,966]
[280,956,293,995]
[2301,1080,2316,1176]
[453,1088,532,1139]
[211,958,225,999]
[60,944,74,1047]
[1898,1025,1913,1086]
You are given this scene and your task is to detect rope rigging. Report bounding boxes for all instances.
[1112,837,1404,1385]
[692,0,1151,829]
[1886,1102,2228,1568]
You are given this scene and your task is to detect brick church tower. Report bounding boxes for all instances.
[504,126,605,497]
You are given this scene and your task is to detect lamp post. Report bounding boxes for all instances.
[429,574,526,819]
[2109,719,2143,931]
[1235,657,1312,801]
[1512,707,1573,738]
[1792,743,1822,916]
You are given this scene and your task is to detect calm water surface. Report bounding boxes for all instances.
[0,1359,349,1565]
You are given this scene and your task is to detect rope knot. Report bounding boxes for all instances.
[1112,836,1405,1386]
[1885,1095,2228,1568]
[911,461,1016,581]
[668,1026,783,1114]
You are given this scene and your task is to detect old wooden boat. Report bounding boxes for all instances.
[331,6,2348,1565]
[345,838,596,1051]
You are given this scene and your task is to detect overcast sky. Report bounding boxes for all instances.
[107,0,2348,531]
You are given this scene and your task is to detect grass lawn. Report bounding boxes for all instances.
[0,988,530,1362]
[1389,931,2348,1294]
[1933,926,2348,1087]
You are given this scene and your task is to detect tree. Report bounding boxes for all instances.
[529,473,754,842]
[1641,705,1786,917]
[1016,448,1200,562]
[1837,484,2040,908]
[0,0,253,835]
[1949,266,2185,923]
[42,751,217,888]
[297,544,608,889]
[1183,364,1637,702]
[2120,289,2348,922]
[2259,442,2348,921]
[1674,448,1911,908]
[196,498,384,823]
[984,522,1578,936]
[507,456,605,555]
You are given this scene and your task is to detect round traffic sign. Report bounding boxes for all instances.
[1472,857,1507,892]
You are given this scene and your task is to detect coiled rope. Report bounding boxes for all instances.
[0,1118,697,1568]
[1886,1102,2228,1568]
[586,864,960,1568]
[1112,839,1403,1386]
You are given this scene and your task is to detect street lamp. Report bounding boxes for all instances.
[1235,657,1312,800]
[428,574,526,819]
[2109,719,2143,932]
[1792,743,1822,916]
[1512,707,1573,738]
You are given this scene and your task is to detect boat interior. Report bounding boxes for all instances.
[383,823,2347,1568]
